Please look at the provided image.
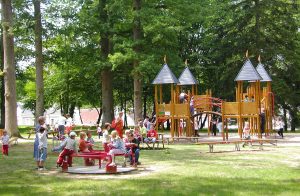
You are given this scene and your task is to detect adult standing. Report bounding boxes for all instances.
[217,118,225,139]
[57,114,67,138]
[65,114,73,135]
[260,109,266,136]
[113,111,124,138]
[277,118,284,138]
[34,116,46,169]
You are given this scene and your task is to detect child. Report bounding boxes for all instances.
[133,125,142,142]
[37,126,48,170]
[126,133,141,166]
[34,116,46,169]
[1,130,9,156]
[86,131,94,151]
[108,130,126,166]
[102,123,111,152]
[277,118,284,138]
[97,124,102,139]
[56,131,77,167]
[79,132,91,153]
[242,121,251,147]
[144,124,158,146]
[78,132,94,166]
[216,118,225,139]
[123,130,131,143]
[139,120,147,141]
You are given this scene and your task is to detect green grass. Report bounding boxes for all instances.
[0,137,300,195]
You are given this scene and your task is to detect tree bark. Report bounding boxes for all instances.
[283,107,288,131]
[143,88,147,119]
[0,32,5,128]
[2,0,19,137]
[99,0,114,125]
[34,0,44,121]
[289,108,298,132]
[133,0,143,124]
[101,69,114,124]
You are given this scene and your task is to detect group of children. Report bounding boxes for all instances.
[53,120,146,168]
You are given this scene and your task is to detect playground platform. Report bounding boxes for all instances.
[67,165,137,174]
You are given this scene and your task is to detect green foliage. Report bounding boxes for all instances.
[12,0,299,125]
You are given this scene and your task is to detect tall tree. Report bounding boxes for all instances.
[133,0,143,123]
[1,0,19,136]
[34,0,44,120]
[0,31,5,128]
[99,0,114,124]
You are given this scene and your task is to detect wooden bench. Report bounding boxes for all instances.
[166,136,201,144]
[196,139,277,153]
[26,128,36,138]
[145,133,165,149]
[9,137,19,145]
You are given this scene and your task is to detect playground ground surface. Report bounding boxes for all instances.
[0,132,300,195]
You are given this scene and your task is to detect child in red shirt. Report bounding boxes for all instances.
[78,132,94,166]
[144,124,158,144]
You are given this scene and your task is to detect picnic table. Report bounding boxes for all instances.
[196,139,277,153]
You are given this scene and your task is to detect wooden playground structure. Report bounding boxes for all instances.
[152,55,274,141]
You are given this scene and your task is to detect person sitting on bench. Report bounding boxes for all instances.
[102,123,111,152]
[126,133,141,166]
[86,131,95,151]
[108,131,126,166]
[242,121,251,148]
[56,132,77,167]
[144,124,158,147]
[78,132,94,166]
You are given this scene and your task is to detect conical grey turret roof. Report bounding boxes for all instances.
[178,67,198,85]
[256,63,272,82]
[235,59,263,81]
[152,64,179,84]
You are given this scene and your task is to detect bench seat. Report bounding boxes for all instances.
[196,139,277,152]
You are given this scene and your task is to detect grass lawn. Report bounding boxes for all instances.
[0,134,300,195]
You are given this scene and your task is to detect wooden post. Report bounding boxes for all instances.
[159,84,162,104]
[171,84,174,138]
[155,85,158,131]
[238,81,243,139]
[256,81,262,138]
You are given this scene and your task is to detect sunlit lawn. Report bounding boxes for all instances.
[0,133,300,195]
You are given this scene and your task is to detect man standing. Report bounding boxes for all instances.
[57,114,66,137]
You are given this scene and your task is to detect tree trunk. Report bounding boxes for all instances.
[34,0,44,121]
[124,100,127,128]
[133,0,143,124]
[101,69,114,124]
[0,32,5,128]
[69,102,75,118]
[283,107,288,131]
[254,0,261,51]
[99,0,114,125]
[143,87,147,118]
[289,108,298,132]
[96,108,102,124]
[2,0,19,137]
[78,105,83,124]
